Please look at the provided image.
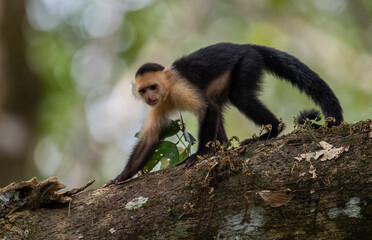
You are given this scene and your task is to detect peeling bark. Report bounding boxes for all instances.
[1,121,372,240]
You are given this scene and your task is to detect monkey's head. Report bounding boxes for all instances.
[134,63,173,106]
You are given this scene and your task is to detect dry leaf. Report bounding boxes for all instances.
[295,141,349,162]
[318,141,350,161]
[319,141,333,149]
[258,190,294,207]
[294,142,350,178]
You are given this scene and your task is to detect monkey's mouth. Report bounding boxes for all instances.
[147,100,159,106]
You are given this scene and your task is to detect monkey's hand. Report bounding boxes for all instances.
[102,179,115,188]
[102,171,130,187]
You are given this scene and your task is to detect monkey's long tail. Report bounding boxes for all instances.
[253,45,343,126]
[297,109,322,128]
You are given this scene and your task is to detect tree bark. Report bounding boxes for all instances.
[1,121,371,240]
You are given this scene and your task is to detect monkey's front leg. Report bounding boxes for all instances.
[104,116,170,187]
[185,102,225,167]
[103,138,159,187]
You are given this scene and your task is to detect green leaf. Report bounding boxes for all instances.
[160,158,170,169]
[161,120,182,139]
[174,147,189,166]
[143,141,179,171]
[178,147,189,162]
[166,147,186,166]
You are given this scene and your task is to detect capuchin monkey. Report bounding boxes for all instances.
[104,42,343,186]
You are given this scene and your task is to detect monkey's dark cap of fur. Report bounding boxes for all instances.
[136,63,165,76]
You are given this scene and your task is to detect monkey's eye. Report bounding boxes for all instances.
[139,89,146,94]
[149,85,157,90]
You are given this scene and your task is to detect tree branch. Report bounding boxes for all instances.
[1,120,372,239]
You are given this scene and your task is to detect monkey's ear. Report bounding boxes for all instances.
[131,81,140,99]
[163,69,174,80]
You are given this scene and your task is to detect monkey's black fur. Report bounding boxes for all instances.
[297,109,322,124]
[175,43,341,145]
[107,43,343,184]
[172,43,342,124]
[297,109,322,128]
[139,43,343,163]
[135,62,165,77]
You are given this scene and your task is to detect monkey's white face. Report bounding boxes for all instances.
[138,83,161,106]
[134,70,173,107]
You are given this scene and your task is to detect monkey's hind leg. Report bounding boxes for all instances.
[230,97,284,145]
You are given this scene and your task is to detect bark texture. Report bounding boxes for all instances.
[0,121,372,240]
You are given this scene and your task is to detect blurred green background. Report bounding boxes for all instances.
[0,0,371,188]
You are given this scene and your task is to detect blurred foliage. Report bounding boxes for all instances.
[27,0,164,138]
[1,0,371,187]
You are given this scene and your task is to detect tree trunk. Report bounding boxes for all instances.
[1,121,371,239]
[0,0,43,186]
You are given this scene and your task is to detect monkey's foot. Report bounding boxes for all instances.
[184,154,201,167]
[233,145,246,154]
[241,132,274,145]
[240,138,256,145]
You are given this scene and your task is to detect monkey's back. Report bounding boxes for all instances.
[172,42,250,89]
